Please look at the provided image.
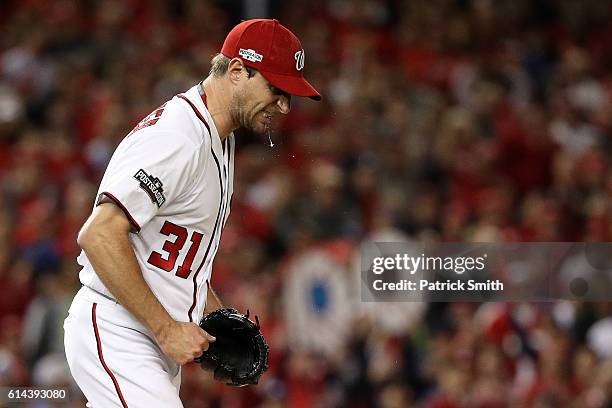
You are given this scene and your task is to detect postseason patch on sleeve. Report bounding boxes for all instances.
[134,169,166,208]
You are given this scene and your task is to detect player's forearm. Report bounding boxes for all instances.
[78,205,174,337]
[83,237,174,335]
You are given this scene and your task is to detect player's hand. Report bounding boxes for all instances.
[155,321,216,365]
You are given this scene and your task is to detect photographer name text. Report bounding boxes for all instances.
[372,279,504,292]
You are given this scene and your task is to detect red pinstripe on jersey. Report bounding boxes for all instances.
[176,93,226,322]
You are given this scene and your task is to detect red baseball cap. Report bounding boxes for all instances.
[221,19,321,101]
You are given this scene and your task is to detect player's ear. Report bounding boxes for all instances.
[227,58,246,85]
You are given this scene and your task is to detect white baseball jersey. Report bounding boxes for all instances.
[77,84,234,323]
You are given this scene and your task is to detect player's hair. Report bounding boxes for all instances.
[209,53,257,78]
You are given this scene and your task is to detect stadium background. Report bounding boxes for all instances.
[0,0,611,407]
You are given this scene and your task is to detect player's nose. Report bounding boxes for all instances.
[277,94,290,114]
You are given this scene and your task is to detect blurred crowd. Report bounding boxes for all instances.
[0,0,611,407]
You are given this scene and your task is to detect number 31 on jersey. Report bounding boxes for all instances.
[147,221,203,279]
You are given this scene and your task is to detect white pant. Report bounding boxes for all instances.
[64,286,183,408]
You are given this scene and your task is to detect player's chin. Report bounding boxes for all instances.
[249,118,271,135]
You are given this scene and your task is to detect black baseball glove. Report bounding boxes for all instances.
[195,308,269,386]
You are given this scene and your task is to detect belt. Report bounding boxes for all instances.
[82,285,120,305]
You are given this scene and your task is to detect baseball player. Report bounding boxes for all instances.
[64,19,320,407]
